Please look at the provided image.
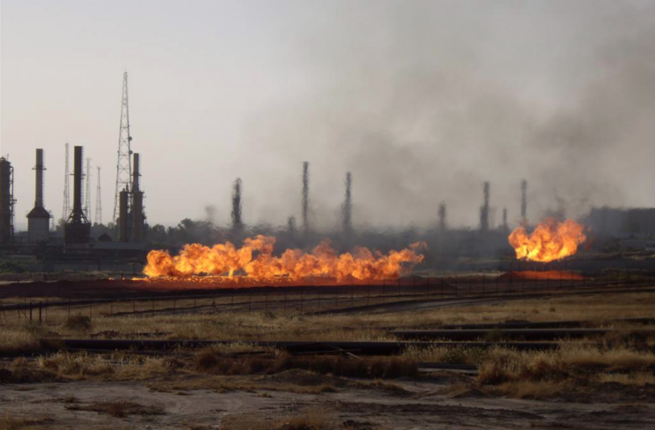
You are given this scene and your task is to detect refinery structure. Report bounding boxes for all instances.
[0,73,147,273]
[0,73,654,277]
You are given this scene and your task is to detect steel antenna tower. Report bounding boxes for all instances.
[62,143,70,221]
[95,166,102,225]
[84,158,92,223]
[113,71,133,223]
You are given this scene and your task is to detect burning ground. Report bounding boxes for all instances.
[143,235,425,284]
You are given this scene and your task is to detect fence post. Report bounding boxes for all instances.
[38,302,42,324]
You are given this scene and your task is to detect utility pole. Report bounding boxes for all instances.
[95,166,102,225]
[113,71,133,223]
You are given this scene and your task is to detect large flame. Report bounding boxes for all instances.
[144,235,425,283]
[508,219,586,263]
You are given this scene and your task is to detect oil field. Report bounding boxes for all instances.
[2,1,655,429]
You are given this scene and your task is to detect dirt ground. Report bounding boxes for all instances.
[1,375,654,430]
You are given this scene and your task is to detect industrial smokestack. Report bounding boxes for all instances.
[231,178,243,230]
[27,149,50,243]
[132,153,144,242]
[342,172,352,233]
[438,202,447,232]
[0,157,15,244]
[132,153,141,193]
[73,147,84,218]
[64,146,90,245]
[119,189,129,242]
[35,149,44,208]
[302,161,309,234]
[480,181,490,232]
[521,179,527,224]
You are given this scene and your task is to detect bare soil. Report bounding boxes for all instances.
[1,376,654,429]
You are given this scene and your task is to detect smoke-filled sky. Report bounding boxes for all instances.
[1,0,654,231]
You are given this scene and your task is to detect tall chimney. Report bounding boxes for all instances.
[64,146,90,245]
[480,181,490,232]
[119,189,129,242]
[73,147,83,218]
[438,202,447,232]
[35,149,44,208]
[132,153,144,242]
[302,161,309,234]
[0,157,14,243]
[521,179,527,224]
[132,153,140,193]
[27,149,51,243]
[231,178,243,230]
[342,172,352,233]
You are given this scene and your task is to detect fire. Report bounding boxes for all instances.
[144,235,425,283]
[508,219,586,263]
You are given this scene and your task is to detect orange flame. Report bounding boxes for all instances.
[144,235,425,283]
[508,219,586,263]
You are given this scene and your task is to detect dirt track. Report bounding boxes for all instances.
[1,377,654,429]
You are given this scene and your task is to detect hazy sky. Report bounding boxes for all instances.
[2,0,654,230]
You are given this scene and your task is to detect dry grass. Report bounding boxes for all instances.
[597,372,655,386]
[1,290,654,404]
[472,343,655,398]
[35,352,180,380]
[2,291,654,354]
[0,415,53,430]
[195,350,418,379]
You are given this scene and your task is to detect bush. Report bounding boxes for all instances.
[195,352,418,379]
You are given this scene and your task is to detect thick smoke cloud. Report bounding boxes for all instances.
[238,0,655,230]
